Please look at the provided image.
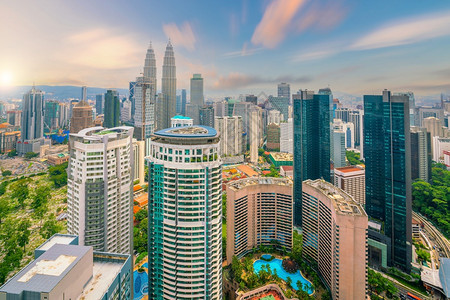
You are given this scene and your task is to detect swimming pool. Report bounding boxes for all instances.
[253,258,314,294]
[133,269,148,299]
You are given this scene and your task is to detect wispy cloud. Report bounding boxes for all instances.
[295,1,348,33]
[213,72,311,89]
[223,43,265,58]
[350,11,450,50]
[251,0,307,49]
[163,22,196,51]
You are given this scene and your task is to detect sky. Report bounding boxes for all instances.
[1,0,450,98]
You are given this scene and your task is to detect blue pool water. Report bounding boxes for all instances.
[142,262,148,269]
[133,269,148,299]
[253,259,314,294]
[261,254,273,260]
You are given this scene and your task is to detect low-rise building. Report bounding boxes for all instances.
[226,177,293,262]
[0,234,132,299]
[171,115,193,127]
[334,165,365,206]
[280,165,293,177]
[47,152,70,165]
[268,152,293,167]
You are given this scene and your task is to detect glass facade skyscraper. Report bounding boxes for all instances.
[364,90,412,272]
[293,90,332,226]
[104,90,120,128]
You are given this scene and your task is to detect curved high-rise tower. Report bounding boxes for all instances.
[147,125,223,299]
[161,40,176,129]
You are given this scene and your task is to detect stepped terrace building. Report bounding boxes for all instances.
[226,177,293,262]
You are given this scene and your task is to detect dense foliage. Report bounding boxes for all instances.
[48,162,68,188]
[133,208,148,254]
[24,152,38,159]
[412,163,450,237]
[368,269,398,298]
[346,150,363,165]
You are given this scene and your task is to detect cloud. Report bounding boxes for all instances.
[295,1,348,33]
[212,72,311,90]
[64,28,142,69]
[223,43,265,58]
[163,22,196,51]
[251,0,307,48]
[350,11,450,50]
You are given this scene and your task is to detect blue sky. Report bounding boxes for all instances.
[1,0,450,98]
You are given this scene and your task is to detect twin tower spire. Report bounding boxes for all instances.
[143,41,176,129]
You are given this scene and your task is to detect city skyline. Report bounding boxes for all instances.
[0,1,449,97]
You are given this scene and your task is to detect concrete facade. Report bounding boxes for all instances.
[334,166,365,206]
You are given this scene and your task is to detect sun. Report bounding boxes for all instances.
[0,71,13,87]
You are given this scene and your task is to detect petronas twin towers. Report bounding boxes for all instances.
[141,41,176,130]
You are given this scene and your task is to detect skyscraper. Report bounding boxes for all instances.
[104,90,120,128]
[81,86,87,102]
[199,105,214,127]
[134,76,156,142]
[17,87,45,154]
[181,89,187,116]
[332,130,346,168]
[67,126,134,254]
[44,100,59,132]
[95,94,103,115]
[147,126,222,299]
[268,96,289,121]
[70,100,93,134]
[280,118,293,153]
[277,82,290,101]
[144,42,157,95]
[245,95,257,105]
[364,90,411,272]
[129,81,136,118]
[410,127,432,182]
[214,116,243,156]
[190,74,204,107]
[121,99,132,122]
[293,90,332,226]
[161,41,177,129]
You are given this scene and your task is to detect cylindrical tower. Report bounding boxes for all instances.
[147,125,222,299]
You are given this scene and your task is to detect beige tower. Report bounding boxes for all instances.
[70,100,93,134]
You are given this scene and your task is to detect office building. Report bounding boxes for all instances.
[129,81,136,118]
[280,118,293,153]
[134,76,156,141]
[171,115,193,127]
[226,177,293,261]
[410,127,432,182]
[186,103,200,124]
[364,90,411,271]
[267,123,280,150]
[69,100,79,120]
[200,105,214,127]
[181,89,187,116]
[433,137,450,163]
[95,94,103,115]
[293,90,332,226]
[133,139,145,185]
[268,96,289,121]
[267,109,281,125]
[144,42,157,97]
[333,119,355,149]
[349,110,364,157]
[81,86,87,102]
[6,110,21,127]
[334,166,365,206]
[70,100,93,134]
[176,95,182,114]
[161,41,177,129]
[121,99,132,122]
[214,116,243,156]
[335,108,351,122]
[415,107,444,127]
[423,116,442,139]
[147,126,222,299]
[250,109,260,163]
[332,130,346,168]
[302,179,368,299]
[245,95,257,105]
[44,100,59,133]
[17,87,45,154]
[214,100,228,117]
[277,82,290,101]
[0,234,131,299]
[190,74,204,107]
[104,90,120,128]
[67,126,134,254]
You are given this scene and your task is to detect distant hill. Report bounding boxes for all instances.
[0,85,129,101]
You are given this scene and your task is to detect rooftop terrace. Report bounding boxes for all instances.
[154,125,217,138]
[227,177,293,191]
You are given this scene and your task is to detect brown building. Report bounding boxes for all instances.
[47,153,70,165]
[302,179,368,299]
[226,177,293,263]
[0,122,20,153]
[70,100,93,134]
[266,122,280,150]
[334,165,365,206]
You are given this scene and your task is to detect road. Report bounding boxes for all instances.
[413,212,450,260]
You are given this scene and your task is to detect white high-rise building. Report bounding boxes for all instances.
[134,76,156,146]
[147,125,222,299]
[250,110,259,163]
[132,139,145,185]
[334,118,355,149]
[280,118,293,153]
[161,41,177,129]
[214,116,243,156]
[67,126,134,255]
[267,109,281,125]
[333,130,346,168]
[433,136,450,163]
[121,99,132,122]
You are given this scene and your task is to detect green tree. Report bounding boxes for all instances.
[11,179,30,209]
[231,256,243,281]
[31,186,50,210]
[2,170,11,176]
[7,149,17,157]
[135,208,148,222]
[24,152,38,159]
[40,216,63,239]
[0,197,9,224]
[17,219,31,251]
[49,162,68,188]
[286,276,292,288]
[0,181,8,196]
[346,150,363,165]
